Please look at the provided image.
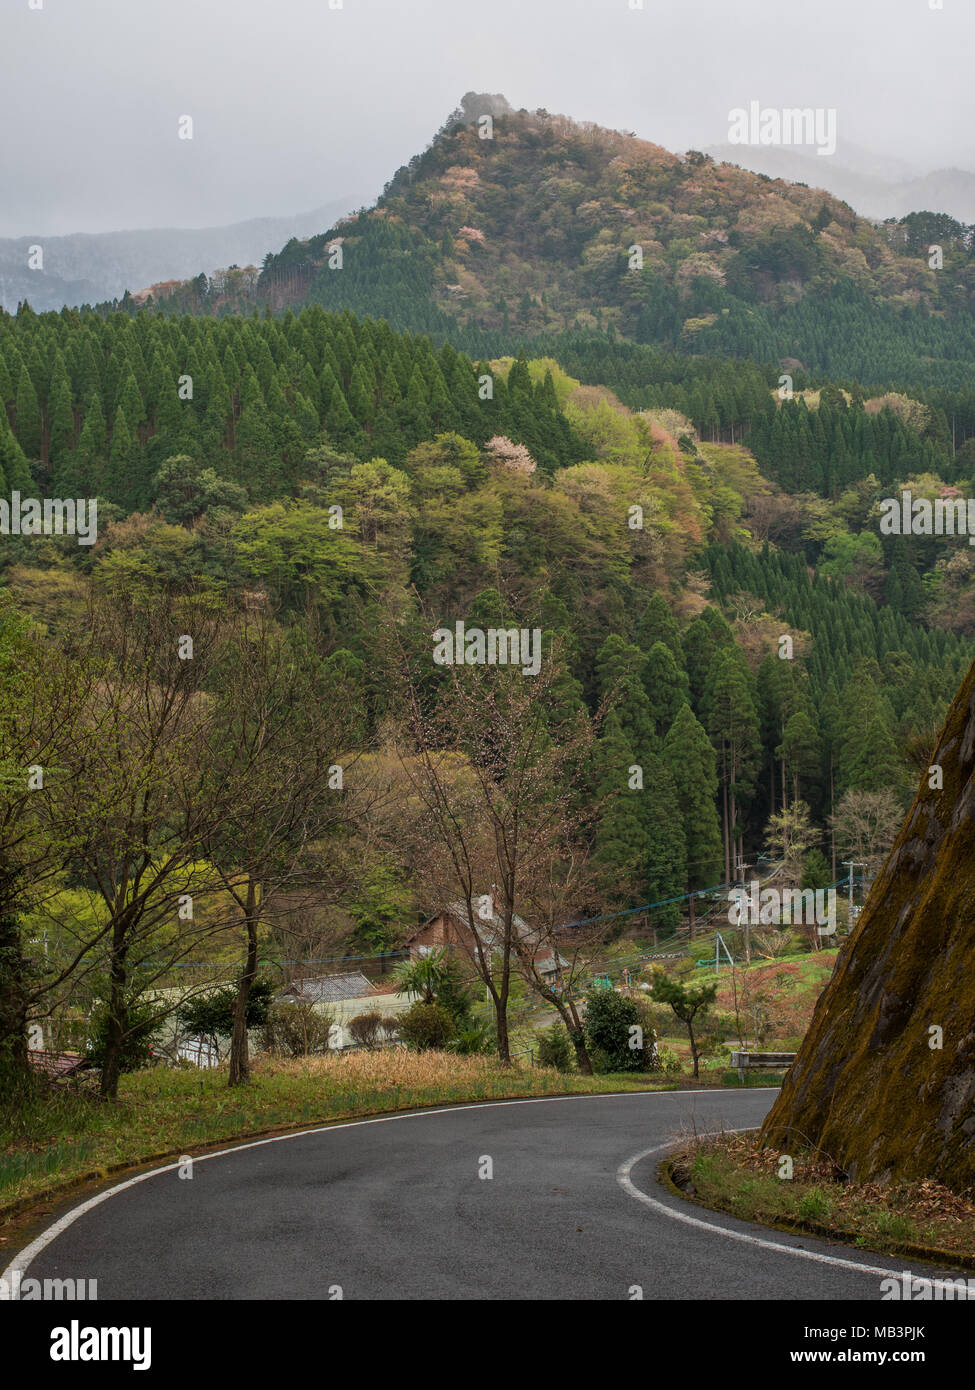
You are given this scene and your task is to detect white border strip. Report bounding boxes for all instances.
[19,1086,936,1299]
[618,1139,974,1296]
[3,1089,722,1293]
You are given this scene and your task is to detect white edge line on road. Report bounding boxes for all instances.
[2,1088,770,1293]
[618,1138,973,1296]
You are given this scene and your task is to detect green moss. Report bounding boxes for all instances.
[761,660,975,1192]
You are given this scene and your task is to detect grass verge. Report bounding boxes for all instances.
[1,1050,678,1224]
[664,1131,975,1270]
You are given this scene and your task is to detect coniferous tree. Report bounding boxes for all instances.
[683,606,734,709]
[594,711,650,907]
[636,592,683,660]
[106,405,136,509]
[662,704,723,930]
[595,635,656,756]
[643,640,689,738]
[0,415,33,495]
[702,644,761,882]
[14,366,42,460]
[47,378,76,470]
[641,752,687,935]
[777,709,822,807]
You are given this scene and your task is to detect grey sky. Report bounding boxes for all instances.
[2,0,971,237]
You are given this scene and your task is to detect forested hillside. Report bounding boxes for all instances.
[88,96,975,395]
[1,294,971,961]
[253,96,975,389]
[4,89,975,1118]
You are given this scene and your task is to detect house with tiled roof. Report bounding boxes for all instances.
[280,970,375,1004]
[276,970,413,1048]
[402,894,568,982]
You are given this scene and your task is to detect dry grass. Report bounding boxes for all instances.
[669,1130,975,1265]
[0,1050,665,1220]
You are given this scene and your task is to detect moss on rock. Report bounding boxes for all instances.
[761,660,975,1192]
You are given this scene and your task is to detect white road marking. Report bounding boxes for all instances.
[1,1088,786,1296]
[618,1141,972,1295]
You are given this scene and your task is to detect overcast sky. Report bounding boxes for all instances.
[2,0,972,237]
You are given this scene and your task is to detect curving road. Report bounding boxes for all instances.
[2,1090,960,1300]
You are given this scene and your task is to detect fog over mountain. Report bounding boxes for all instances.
[0,196,365,314]
[705,139,975,224]
[4,0,974,312]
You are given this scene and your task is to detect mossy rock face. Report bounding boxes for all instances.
[761,661,975,1192]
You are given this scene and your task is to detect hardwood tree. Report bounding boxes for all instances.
[385,616,607,1068]
[0,597,100,1085]
[199,600,364,1087]
[49,579,242,1099]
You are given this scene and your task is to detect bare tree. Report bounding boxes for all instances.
[383,616,606,1067]
[510,814,613,1075]
[47,579,245,1098]
[198,600,365,1086]
[0,596,100,1080]
[829,788,901,879]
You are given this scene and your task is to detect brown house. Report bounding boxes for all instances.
[403,895,568,982]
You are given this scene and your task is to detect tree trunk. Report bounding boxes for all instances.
[729,789,738,883]
[560,1000,592,1075]
[228,881,259,1087]
[100,923,128,1100]
[721,765,731,883]
[569,1029,593,1075]
[494,996,510,1065]
[0,912,30,1089]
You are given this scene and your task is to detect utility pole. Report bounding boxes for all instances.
[737,853,751,965]
[841,861,868,931]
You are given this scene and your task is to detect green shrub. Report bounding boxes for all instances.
[177,979,273,1046]
[656,1046,684,1074]
[86,998,161,1074]
[397,1001,457,1052]
[449,1018,492,1055]
[706,1012,739,1043]
[583,988,654,1072]
[261,1001,334,1057]
[797,1188,832,1223]
[873,1210,913,1242]
[632,998,673,1038]
[536,1022,574,1072]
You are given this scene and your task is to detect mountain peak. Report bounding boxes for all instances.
[452,92,514,126]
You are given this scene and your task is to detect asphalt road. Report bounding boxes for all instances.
[3,1090,948,1300]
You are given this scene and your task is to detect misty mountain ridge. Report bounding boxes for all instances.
[705,139,975,223]
[9,91,975,391]
[244,94,974,376]
[0,196,365,315]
